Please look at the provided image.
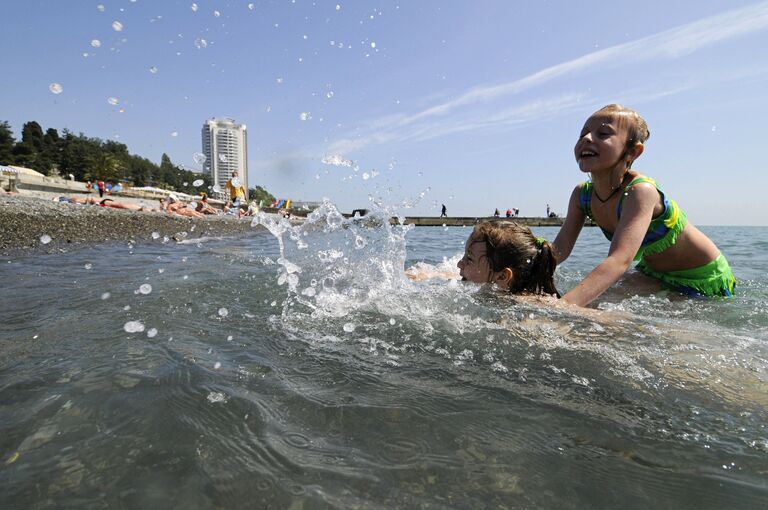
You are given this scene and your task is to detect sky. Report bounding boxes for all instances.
[2,0,768,225]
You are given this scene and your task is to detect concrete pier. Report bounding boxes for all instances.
[389,216,570,227]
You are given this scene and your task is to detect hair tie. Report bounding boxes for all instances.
[535,237,546,247]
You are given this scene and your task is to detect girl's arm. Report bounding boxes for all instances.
[561,182,659,307]
[552,185,586,264]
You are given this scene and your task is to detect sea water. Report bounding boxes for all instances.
[1,203,767,508]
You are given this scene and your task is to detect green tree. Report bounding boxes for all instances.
[87,152,121,181]
[0,121,16,165]
[249,185,276,204]
[21,122,44,150]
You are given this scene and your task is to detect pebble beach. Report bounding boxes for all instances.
[0,191,260,255]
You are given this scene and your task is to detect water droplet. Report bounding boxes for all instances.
[190,3,198,12]
[213,10,220,17]
[227,335,233,341]
[39,234,52,244]
[194,38,208,49]
[362,172,370,180]
[248,3,255,10]
[97,4,105,12]
[151,232,160,239]
[326,211,343,228]
[218,307,229,317]
[192,152,207,165]
[299,112,311,121]
[170,131,178,137]
[147,328,158,338]
[84,263,93,270]
[212,184,221,193]
[90,39,101,48]
[711,125,717,132]
[123,321,145,333]
[139,284,152,295]
[336,4,341,10]
[218,153,228,162]
[389,318,396,325]
[149,66,158,74]
[371,42,376,48]
[112,21,123,32]
[192,179,204,187]
[48,83,63,95]
[276,77,284,84]
[354,236,366,249]
[101,292,111,300]
[214,361,221,369]
[107,97,119,105]
[326,90,334,99]
[343,322,356,333]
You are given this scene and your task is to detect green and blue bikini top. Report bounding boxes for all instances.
[579,176,687,261]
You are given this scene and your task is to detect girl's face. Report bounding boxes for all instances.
[574,114,629,174]
[457,237,493,283]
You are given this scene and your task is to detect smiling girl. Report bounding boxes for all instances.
[553,104,735,306]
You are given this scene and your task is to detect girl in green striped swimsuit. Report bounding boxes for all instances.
[553,104,735,307]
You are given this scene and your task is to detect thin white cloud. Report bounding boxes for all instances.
[325,1,768,155]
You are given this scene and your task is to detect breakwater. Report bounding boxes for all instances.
[388,216,567,227]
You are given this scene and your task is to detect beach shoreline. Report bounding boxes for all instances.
[0,191,266,256]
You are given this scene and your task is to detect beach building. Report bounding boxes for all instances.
[201,118,248,197]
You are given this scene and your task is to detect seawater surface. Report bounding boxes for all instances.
[1,205,767,509]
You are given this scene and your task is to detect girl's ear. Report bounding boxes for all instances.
[628,142,644,164]
[495,267,513,289]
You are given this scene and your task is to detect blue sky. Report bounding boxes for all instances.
[3,0,768,224]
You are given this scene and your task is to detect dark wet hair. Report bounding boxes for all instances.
[470,220,560,297]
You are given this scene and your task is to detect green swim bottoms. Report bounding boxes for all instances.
[636,253,736,297]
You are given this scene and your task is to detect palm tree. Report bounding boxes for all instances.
[87,153,121,181]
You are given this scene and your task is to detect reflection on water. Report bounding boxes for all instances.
[1,207,767,508]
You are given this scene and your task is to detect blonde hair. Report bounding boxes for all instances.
[594,104,650,146]
[469,221,560,296]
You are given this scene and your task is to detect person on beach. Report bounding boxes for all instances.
[553,104,735,306]
[407,220,560,298]
[195,193,218,215]
[441,204,447,217]
[96,180,106,198]
[165,194,204,218]
[53,196,97,205]
[225,171,247,209]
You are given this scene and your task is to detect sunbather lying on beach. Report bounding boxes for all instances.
[163,195,204,218]
[52,196,97,205]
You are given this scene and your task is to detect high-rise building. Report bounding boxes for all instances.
[201,118,248,196]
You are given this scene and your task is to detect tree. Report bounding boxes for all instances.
[249,185,276,204]
[87,152,122,181]
[21,121,44,151]
[0,121,16,165]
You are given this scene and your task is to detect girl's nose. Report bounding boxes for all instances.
[457,258,465,269]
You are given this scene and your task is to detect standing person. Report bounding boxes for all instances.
[493,208,500,218]
[440,204,447,217]
[505,208,512,218]
[553,104,735,306]
[225,171,247,210]
[546,204,550,217]
[96,179,105,198]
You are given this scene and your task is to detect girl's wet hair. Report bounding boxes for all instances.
[469,220,560,297]
[594,103,650,148]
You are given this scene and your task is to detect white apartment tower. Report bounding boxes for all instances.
[201,118,248,195]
